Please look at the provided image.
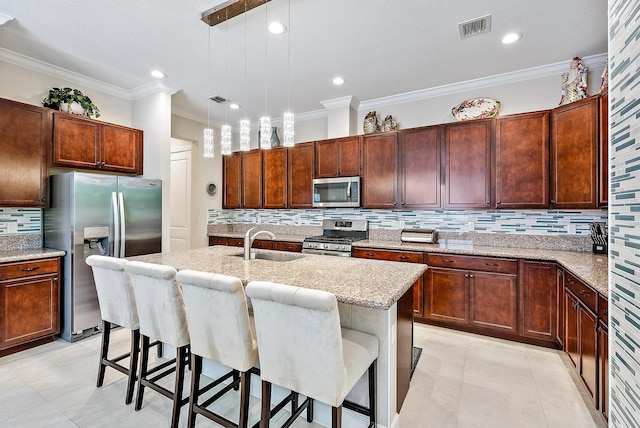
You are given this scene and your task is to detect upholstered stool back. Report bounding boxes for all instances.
[246,281,378,409]
[177,270,258,372]
[124,261,190,348]
[86,255,138,330]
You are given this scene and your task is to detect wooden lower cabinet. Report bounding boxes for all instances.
[352,248,425,317]
[425,267,468,325]
[209,236,302,253]
[470,271,517,333]
[0,258,61,354]
[598,319,609,422]
[520,261,558,345]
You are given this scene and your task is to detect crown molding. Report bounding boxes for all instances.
[321,95,360,110]
[129,81,179,99]
[360,52,608,111]
[0,12,14,25]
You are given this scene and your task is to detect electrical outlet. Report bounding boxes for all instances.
[567,224,576,234]
[468,222,474,231]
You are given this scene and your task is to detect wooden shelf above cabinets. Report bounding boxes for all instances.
[52,112,143,175]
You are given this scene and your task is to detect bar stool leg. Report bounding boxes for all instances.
[97,320,110,387]
[135,335,150,411]
[260,380,272,428]
[239,371,251,428]
[368,362,377,428]
[170,345,188,428]
[125,329,140,405]
[187,354,203,428]
[331,405,342,428]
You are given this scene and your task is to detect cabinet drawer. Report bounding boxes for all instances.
[228,238,244,247]
[565,272,597,313]
[0,259,59,280]
[353,248,423,263]
[274,241,303,252]
[209,236,228,246]
[598,294,608,324]
[427,254,517,274]
[252,239,274,250]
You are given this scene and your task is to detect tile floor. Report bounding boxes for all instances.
[0,323,606,427]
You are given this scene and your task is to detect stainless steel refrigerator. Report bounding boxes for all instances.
[44,172,162,342]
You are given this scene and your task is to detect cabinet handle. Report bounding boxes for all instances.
[365,253,375,257]
[442,259,455,263]
[551,200,556,204]
[567,279,575,285]
[469,274,474,278]
[497,201,501,205]
[579,290,590,298]
[485,263,500,267]
[464,274,469,278]
[604,310,608,316]
[399,255,410,260]
[572,302,578,310]
[486,201,490,205]
[20,267,40,272]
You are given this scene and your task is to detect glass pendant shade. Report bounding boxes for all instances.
[260,116,272,149]
[203,127,214,158]
[240,119,251,151]
[283,112,295,147]
[220,124,232,155]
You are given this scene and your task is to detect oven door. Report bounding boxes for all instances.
[301,248,352,257]
[312,177,360,208]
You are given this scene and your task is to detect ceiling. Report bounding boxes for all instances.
[0,1,607,126]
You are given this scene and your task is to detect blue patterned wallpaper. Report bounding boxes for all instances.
[609,1,640,426]
[208,208,607,235]
[0,208,42,234]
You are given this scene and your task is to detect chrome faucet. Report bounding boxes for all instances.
[244,226,276,260]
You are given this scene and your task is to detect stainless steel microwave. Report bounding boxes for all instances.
[312,177,360,208]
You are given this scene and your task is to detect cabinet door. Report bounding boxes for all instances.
[556,269,566,348]
[0,98,50,207]
[209,236,228,246]
[263,147,287,208]
[598,321,609,421]
[550,96,598,208]
[0,263,60,351]
[53,113,100,168]
[362,133,399,208]
[242,150,263,208]
[100,124,143,174]
[337,136,361,176]
[565,291,579,368]
[599,93,608,207]
[223,153,242,208]
[399,126,441,208]
[444,120,491,209]
[495,111,549,208]
[579,305,598,403]
[288,142,315,208]
[425,267,468,325]
[470,271,517,333]
[520,261,557,342]
[315,139,338,178]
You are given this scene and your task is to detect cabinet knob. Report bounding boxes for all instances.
[486,201,490,205]
[567,279,575,285]
[604,309,608,316]
[497,201,501,205]
[551,200,556,204]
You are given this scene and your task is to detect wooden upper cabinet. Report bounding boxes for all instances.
[53,112,143,174]
[315,136,361,178]
[444,120,491,209]
[242,149,263,208]
[599,92,608,207]
[0,98,51,207]
[288,142,315,208]
[550,96,598,208]
[262,147,287,208]
[495,111,550,209]
[223,153,242,208]
[400,125,441,209]
[362,132,399,208]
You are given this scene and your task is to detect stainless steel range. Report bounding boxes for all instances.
[302,219,368,257]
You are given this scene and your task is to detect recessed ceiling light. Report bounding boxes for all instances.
[332,77,346,85]
[501,32,522,44]
[268,21,286,34]
[150,70,167,79]
[229,103,240,110]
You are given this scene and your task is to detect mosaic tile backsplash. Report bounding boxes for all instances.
[208,208,608,235]
[0,208,41,234]
[609,1,640,426]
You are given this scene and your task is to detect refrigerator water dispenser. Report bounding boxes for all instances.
[83,226,109,258]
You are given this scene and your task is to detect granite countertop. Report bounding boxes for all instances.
[0,248,66,263]
[128,246,426,310]
[210,232,307,243]
[353,239,609,296]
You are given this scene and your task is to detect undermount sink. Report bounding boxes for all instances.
[232,251,305,262]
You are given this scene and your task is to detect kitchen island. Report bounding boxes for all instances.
[129,245,427,428]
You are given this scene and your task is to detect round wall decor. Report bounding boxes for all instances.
[206,182,217,198]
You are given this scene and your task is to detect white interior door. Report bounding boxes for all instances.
[170,147,192,251]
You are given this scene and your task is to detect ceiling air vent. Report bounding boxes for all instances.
[458,14,491,39]
[210,95,228,103]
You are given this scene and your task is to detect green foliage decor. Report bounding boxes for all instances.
[42,87,101,118]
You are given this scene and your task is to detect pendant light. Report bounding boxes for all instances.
[220,11,232,155]
[239,2,251,151]
[259,0,272,149]
[203,26,214,158]
[282,0,294,147]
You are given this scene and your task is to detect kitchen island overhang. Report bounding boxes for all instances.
[128,246,427,428]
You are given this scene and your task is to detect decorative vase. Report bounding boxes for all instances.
[363,111,381,134]
[60,101,86,116]
[270,127,281,147]
[383,115,398,132]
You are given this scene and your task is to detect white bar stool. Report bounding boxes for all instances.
[124,261,191,428]
[245,281,378,428]
[176,270,259,428]
[86,255,140,405]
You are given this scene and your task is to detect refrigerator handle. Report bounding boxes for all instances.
[112,192,120,257]
[118,192,126,258]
